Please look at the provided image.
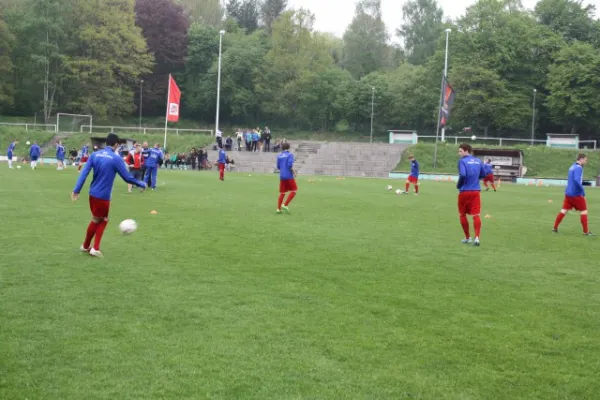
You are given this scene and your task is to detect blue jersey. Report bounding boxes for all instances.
[482,163,493,176]
[81,145,89,156]
[410,159,419,177]
[7,142,16,155]
[73,147,145,201]
[30,144,41,158]
[277,151,295,180]
[457,155,484,192]
[144,148,163,168]
[565,162,585,197]
[56,144,65,158]
[218,149,227,164]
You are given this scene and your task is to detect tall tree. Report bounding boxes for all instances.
[260,0,287,33]
[135,0,190,116]
[176,0,224,26]
[0,15,15,111]
[342,0,390,78]
[535,0,598,43]
[227,0,259,32]
[397,0,444,66]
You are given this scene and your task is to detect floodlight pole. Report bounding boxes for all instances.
[215,30,225,138]
[531,88,536,145]
[139,79,144,131]
[370,87,375,143]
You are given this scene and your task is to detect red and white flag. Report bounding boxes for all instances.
[166,74,181,122]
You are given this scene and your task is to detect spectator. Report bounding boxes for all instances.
[225,136,233,151]
[216,129,223,149]
[252,129,259,152]
[236,129,243,151]
[264,126,272,152]
[190,147,198,170]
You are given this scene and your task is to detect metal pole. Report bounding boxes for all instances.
[215,30,225,138]
[433,28,451,169]
[370,87,375,143]
[531,88,536,145]
[139,79,143,131]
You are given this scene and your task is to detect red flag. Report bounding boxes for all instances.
[440,76,455,127]
[166,75,181,122]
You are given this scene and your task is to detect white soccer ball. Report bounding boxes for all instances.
[17,165,21,169]
[396,189,401,195]
[387,185,393,190]
[26,141,31,145]
[119,219,137,235]
[471,135,476,141]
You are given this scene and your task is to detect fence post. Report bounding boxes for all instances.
[144,128,146,135]
[454,137,458,145]
[499,138,502,146]
[176,129,179,136]
[26,124,28,131]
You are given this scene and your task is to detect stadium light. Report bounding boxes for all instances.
[215,30,225,139]
[370,87,375,143]
[531,88,537,145]
[139,79,143,131]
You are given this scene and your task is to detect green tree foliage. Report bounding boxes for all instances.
[260,0,287,33]
[227,0,259,33]
[0,15,15,111]
[535,0,599,43]
[397,0,444,65]
[176,0,224,26]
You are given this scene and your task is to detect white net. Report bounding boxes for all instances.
[57,113,92,133]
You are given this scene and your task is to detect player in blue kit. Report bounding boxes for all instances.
[217,147,227,180]
[482,159,497,191]
[56,141,66,170]
[143,143,163,190]
[6,140,18,169]
[72,133,147,257]
[553,154,594,236]
[403,155,419,195]
[29,141,41,169]
[457,144,486,246]
[276,143,298,214]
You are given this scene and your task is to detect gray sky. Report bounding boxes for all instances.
[287,0,600,41]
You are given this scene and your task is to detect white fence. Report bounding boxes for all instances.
[81,125,213,136]
[0,122,57,132]
[419,135,597,150]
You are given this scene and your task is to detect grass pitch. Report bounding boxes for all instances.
[1,165,599,399]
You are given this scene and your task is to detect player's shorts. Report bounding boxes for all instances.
[483,173,494,183]
[458,191,481,215]
[7,153,12,160]
[280,178,298,193]
[131,168,143,181]
[31,156,38,161]
[57,156,64,161]
[218,163,225,172]
[89,195,111,219]
[407,175,418,184]
[562,195,587,212]
[81,155,89,163]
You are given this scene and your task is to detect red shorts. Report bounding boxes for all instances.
[279,179,298,193]
[81,155,89,163]
[562,195,587,212]
[483,173,494,183]
[408,175,418,184]
[458,191,481,215]
[89,196,111,219]
[218,163,225,172]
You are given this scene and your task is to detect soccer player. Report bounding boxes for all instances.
[29,141,41,169]
[6,140,17,169]
[403,155,419,195]
[276,142,298,214]
[553,154,594,236]
[144,143,163,190]
[78,143,89,172]
[217,147,226,181]
[457,143,485,246]
[482,159,497,192]
[126,143,144,193]
[71,133,147,257]
[56,141,66,170]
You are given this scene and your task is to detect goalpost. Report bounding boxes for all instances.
[56,113,93,133]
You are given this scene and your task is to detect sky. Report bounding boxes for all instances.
[287,0,600,41]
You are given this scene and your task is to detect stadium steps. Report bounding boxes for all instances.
[40,133,74,154]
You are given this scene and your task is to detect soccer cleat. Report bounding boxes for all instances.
[552,228,558,233]
[473,238,480,246]
[485,187,489,191]
[281,205,290,214]
[461,238,472,244]
[89,248,104,258]
[584,232,596,236]
[276,209,282,214]
[414,193,418,196]
[79,245,90,253]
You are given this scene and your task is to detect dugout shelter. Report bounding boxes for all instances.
[473,148,523,181]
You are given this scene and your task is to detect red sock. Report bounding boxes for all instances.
[554,213,566,230]
[284,191,296,206]
[581,214,589,233]
[491,182,496,190]
[83,221,97,249]
[405,182,409,192]
[277,193,285,209]
[473,215,482,238]
[415,185,419,194]
[460,215,470,238]
[93,220,108,250]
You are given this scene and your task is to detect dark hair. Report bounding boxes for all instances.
[577,153,587,160]
[106,132,120,147]
[408,154,414,159]
[459,143,472,153]
[282,142,290,150]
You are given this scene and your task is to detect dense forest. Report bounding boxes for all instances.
[0,0,599,139]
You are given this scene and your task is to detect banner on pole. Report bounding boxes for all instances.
[167,75,181,122]
[440,76,455,127]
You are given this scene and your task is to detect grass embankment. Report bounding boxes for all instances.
[395,143,600,179]
[0,127,55,157]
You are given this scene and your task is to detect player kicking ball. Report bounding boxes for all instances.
[457,143,486,246]
[71,133,147,258]
[403,155,419,195]
[276,142,297,214]
[553,153,594,236]
[482,159,497,191]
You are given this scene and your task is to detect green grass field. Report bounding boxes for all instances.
[1,166,600,399]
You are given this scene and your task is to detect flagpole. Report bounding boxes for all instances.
[164,74,171,150]
[433,28,451,169]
